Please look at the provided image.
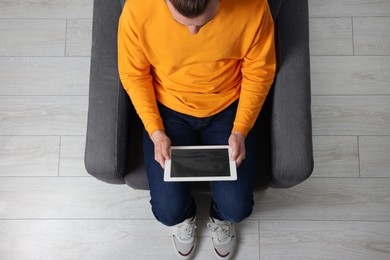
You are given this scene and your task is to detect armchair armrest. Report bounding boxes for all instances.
[269,0,314,188]
[85,0,131,184]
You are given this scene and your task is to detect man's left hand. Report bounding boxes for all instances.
[228,131,246,167]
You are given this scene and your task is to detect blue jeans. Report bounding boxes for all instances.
[143,101,257,226]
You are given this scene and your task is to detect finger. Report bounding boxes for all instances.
[161,142,171,161]
[235,141,246,167]
[155,143,169,169]
[229,140,239,161]
[231,149,238,161]
[154,147,165,169]
[235,152,246,167]
[236,159,242,168]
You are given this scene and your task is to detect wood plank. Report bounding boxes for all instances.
[252,178,390,221]
[311,56,390,95]
[309,18,353,56]
[66,19,92,57]
[0,57,89,95]
[360,136,390,178]
[0,0,92,19]
[312,96,390,136]
[309,0,390,17]
[0,136,59,177]
[354,17,390,56]
[59,136,89,177]
[2,177,390,222]
[260,221,390,260]
[0,219,259,260]
[0,96,88,136]
[0,177,223,220]
[312,136,359,177]
[0,177,152,219]
[0,19,65,56]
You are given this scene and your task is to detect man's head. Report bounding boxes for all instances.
[168,0,209,18]
[166,0,220,34]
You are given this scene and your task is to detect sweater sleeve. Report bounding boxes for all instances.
[117,3,164,136]
[232,2,276,136]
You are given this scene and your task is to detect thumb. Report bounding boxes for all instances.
[229,139,239,161]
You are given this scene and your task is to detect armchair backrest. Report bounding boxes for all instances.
[119,0,283,20]
[268,0,283,20]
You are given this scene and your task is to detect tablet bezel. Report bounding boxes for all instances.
[164,145,237,182]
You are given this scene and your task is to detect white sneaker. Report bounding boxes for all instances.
[172,216,197,259]
[207,216,237,259]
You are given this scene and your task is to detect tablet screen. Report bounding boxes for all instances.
[164,146,237,182]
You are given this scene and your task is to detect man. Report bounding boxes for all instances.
[118,0,276,258]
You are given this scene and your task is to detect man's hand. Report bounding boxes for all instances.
[228,131,246,167]
[150,130,171,169]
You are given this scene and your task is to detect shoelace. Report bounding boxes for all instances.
[207,221,232,244]
[176,221,196,242]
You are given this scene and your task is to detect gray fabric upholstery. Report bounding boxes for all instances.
[268,0,313,187]
[85,0,313,190]
[85,0,130,184]
[268,0,282,20]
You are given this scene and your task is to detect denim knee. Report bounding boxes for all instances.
[211,196,254,223]
[150,196,196,226]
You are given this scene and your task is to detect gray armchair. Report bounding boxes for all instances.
[85,0,313,190]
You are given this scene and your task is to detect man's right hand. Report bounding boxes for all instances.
[150,130,171,169]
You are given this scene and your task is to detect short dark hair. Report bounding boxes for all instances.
[168,0,210,18]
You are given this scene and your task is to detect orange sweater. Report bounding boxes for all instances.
[118,0,276,136]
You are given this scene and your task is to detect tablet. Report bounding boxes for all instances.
[164,145,237,182]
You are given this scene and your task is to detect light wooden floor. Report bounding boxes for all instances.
[0,0,389,259]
